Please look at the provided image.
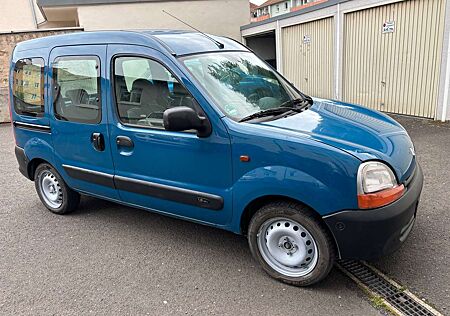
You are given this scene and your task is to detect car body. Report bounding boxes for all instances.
[10,30,423,286]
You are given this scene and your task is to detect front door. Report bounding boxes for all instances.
[49,45,119,200]
[106,44,233,226]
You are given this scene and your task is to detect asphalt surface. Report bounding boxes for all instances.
[372,115,450,313]
[0,115,448,315]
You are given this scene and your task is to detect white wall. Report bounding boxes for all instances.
[0,0,36,32]
[77,0,249,40]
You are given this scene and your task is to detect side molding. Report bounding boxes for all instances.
[13,121,51,133]
[114,175,224,210]
[62,164,224,211]
[63,165,115,188]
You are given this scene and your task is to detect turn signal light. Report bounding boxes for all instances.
[358,184,405,209]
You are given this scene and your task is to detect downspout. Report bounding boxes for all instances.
[335,3,341,100]
[275,20,283,74]
[442,32,450,122]
[28,0,38,28]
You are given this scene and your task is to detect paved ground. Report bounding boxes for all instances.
[0,115,448,315]
[372,115,450,313]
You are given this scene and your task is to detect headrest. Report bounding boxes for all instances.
[131,78,153,91]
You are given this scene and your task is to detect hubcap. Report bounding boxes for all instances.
[257,217,318,277]
[39,170,63,208]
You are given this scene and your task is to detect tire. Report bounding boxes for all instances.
[34,163,80,214]
[248,201,335,286]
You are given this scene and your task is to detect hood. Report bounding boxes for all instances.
[259,98,416,182]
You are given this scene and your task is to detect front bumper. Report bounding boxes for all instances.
[323,163,423,260]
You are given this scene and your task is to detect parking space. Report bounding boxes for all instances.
[0,115,448,315]
[372,115,450,313]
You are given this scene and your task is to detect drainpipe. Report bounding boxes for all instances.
[335,3,341,100]
[28,0,38,29]
[442,33,450,122]
[275,20,283,74]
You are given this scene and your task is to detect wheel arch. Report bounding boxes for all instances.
[239,195,340,258]
[240,195,316,234]
[27,158,51,180]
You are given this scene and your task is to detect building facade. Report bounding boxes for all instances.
[251,0,324,22]
[0,0,250,123]
[0,0,82,122]
[37,0,248,39]
[243,0,450,121]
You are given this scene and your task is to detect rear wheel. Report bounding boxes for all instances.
[34,163,80,214]
[248,201,335,286]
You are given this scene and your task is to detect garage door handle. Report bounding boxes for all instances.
[116,136,134,148]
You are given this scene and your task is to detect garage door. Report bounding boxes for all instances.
[282,17,334,99]
[343,0,445,118]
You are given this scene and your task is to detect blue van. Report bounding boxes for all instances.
[10,30,423,286]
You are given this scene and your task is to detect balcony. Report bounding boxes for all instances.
[250,14,270,23]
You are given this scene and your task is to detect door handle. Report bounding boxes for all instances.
[91,132,105,151]
[116,136,134,148]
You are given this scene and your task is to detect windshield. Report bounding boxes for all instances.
[180,51,304,121]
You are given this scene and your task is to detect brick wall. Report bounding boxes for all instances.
[0,28,81,123]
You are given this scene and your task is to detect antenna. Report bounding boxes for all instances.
[162,10,224,49]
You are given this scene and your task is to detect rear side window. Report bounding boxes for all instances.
[12,58,45,117]
[53,56,101,124]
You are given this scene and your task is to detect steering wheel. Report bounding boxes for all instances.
[247,93,260,104]
[247,88,271,104]
[220,68,241,84]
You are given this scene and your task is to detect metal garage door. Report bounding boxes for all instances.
[343,0,445,118]
[282,17,334,99]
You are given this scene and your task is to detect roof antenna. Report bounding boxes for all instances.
[162,10,224,49]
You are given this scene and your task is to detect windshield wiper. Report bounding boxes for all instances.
[239,107,302,123]
[279,97,312,109]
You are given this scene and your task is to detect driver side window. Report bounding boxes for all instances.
[114,56,198,129]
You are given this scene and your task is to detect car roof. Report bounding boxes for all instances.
[14,29,249,57]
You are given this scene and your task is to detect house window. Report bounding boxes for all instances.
[276,4,280,12]
[285,2,288,9]
[12,58,45,117]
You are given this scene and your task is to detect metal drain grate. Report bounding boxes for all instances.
[337,260,443,316]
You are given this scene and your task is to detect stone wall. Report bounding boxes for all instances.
[0,28,81,123]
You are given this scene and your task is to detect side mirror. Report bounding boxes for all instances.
[163,106,212,138]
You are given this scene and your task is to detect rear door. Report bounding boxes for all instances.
[10,48,53,158]
[49,45,119,200]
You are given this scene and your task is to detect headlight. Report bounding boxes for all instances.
[357,161,404,209]
[358,161,397,194]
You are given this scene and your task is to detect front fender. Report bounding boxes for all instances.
[224,117,364,234]
[229,164,357,233]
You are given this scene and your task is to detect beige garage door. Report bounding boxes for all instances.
[282,17,334,99]
[343,0,445,118]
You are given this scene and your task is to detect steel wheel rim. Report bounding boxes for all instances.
[39,170,63,208]
[257,217,318,277]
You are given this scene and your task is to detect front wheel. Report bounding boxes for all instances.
[34,163,80,214]
[248,201,335,286]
